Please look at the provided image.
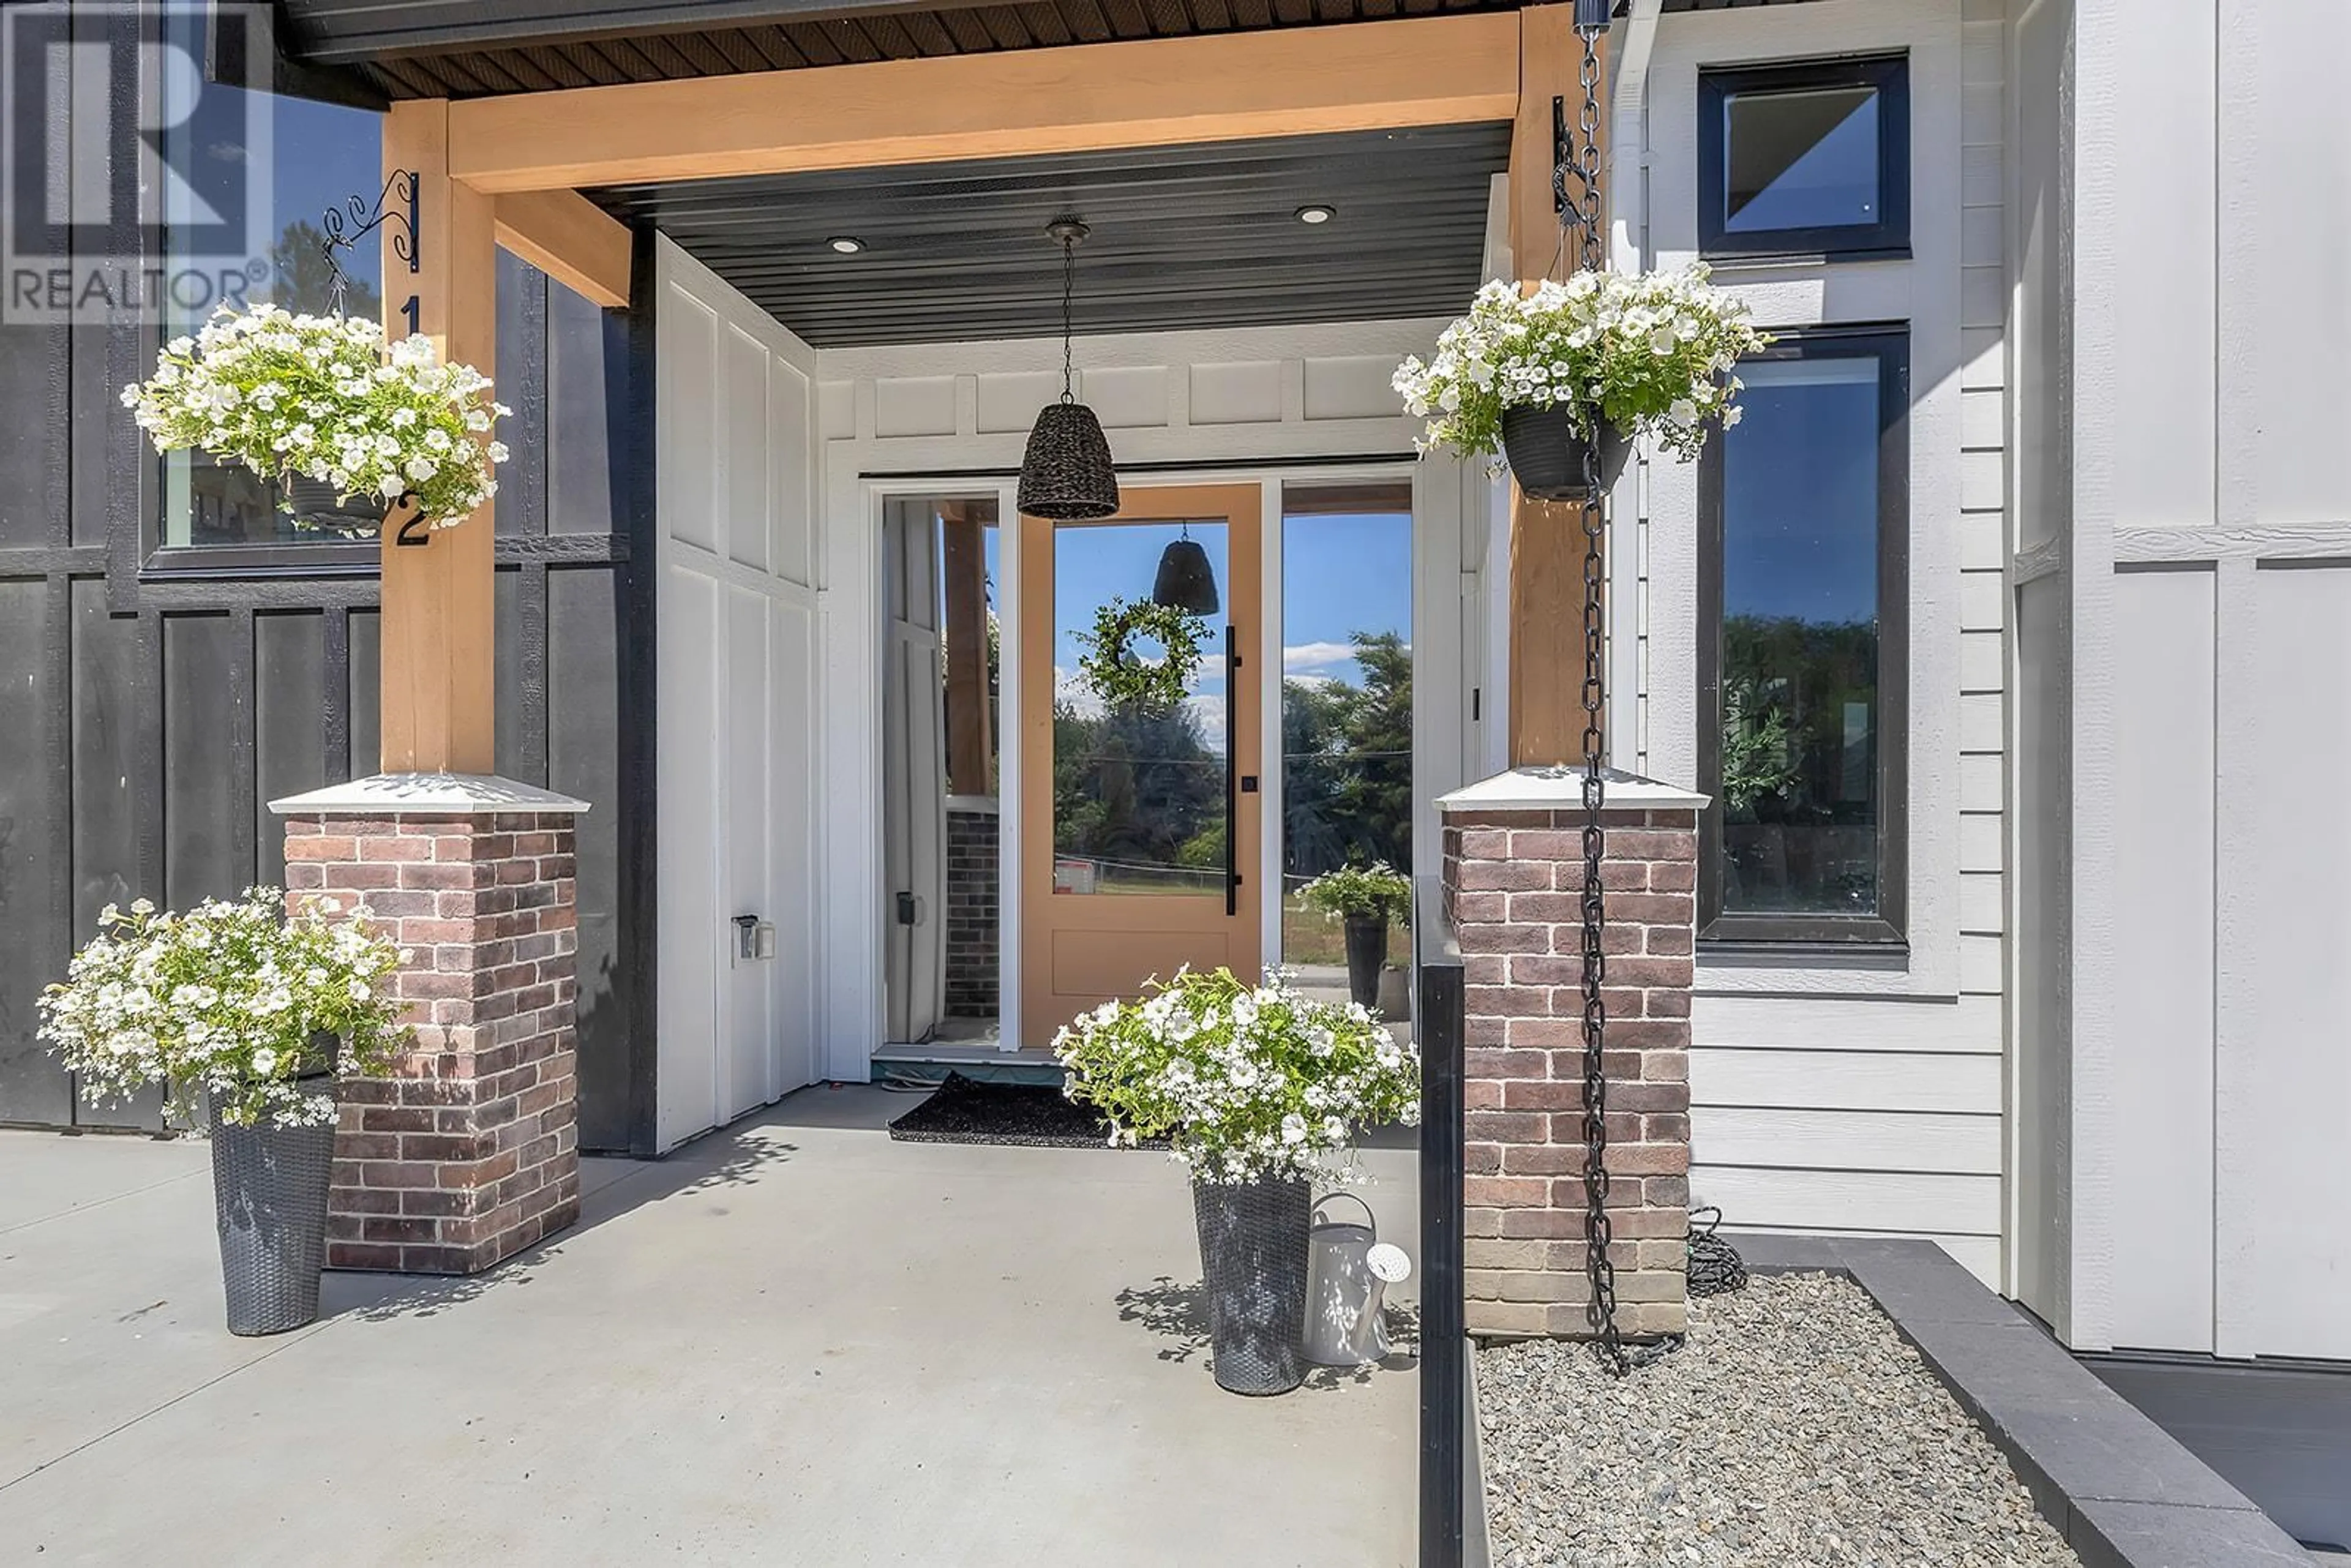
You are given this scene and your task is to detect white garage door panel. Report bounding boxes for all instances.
[771,601,819,1092]
[723,583,774,1119]
[771,362,814,588]
[725,325,772,574]
[656,236,822,1153]
[664,296,719,556]
[2218,562,2351,1360]
[2110,567,2217,1354]
[657,566,722,1150]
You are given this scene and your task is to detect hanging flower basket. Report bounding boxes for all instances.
[121,302,510,535]
[1499,403,1633,502]
[1395,265,1771,483]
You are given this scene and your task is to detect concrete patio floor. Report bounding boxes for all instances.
[0,1087,1419,1566]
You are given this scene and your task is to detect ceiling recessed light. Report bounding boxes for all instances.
[1294,204,1337,225]
[827,236,865,254]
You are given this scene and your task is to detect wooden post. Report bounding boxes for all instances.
[1507,6,1608,768]
[941,503,994,797]
[379,100,498,776]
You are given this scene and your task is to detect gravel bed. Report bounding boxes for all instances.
[1476,1272,2082,1567]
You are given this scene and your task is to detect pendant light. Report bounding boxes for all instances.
[1016,219,1121,520]
[1152,523,1219,615]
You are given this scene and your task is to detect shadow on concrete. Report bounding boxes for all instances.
[327,1117,795,1323]
[1114,1275,1420,1389]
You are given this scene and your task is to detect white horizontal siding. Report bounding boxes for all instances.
[1722,1225,2002,1284]
[1695,1166,2001,1239]
[1691,994,2000,1052]
[1693,1045,2001,1114]
[1657,0,2008,1291]
[1698,1107,2001,1174]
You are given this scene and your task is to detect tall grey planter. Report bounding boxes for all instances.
[209,1098,337,1336]
[1343,915,1389,1010]
[1191,1174,1311,1395]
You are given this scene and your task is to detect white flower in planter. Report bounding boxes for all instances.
[39,887,411,1128]
[1052,966,1420,1186]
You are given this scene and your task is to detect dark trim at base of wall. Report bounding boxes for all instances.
[2080,1349,2350,1553]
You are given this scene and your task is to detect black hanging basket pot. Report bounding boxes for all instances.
[1499,403,1632,502]
[209,1092,338,1336]
[1192,1173,1311,1395]
[281,475,386,533]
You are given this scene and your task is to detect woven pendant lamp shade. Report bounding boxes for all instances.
[1017,401,1120,520]
[1018,217,1120,520]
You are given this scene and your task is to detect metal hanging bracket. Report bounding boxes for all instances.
[320,169,422,334]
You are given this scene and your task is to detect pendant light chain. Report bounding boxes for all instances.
[1060,231,1077,405]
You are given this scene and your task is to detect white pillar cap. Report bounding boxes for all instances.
[268,772,591,816]
[1434,765,1709,815]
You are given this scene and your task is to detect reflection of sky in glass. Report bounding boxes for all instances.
[168,80,384,324]
[1281,512,1413,686]
[1723,358,1880,627]
[1725,87,1879,233]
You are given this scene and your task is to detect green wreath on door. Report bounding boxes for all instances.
[1076,597,1207,715]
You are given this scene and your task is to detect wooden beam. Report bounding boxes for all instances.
[444,13,1520,193]
[941,505,994,798]
[1507,6,1609,768]
[380,100,498,776]
[494,189,632,309]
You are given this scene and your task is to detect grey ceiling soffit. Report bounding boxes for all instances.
[590,124,1512,348]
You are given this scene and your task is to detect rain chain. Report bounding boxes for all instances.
[1559,1,1666,1379]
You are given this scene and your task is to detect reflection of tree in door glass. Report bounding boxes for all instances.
[1052,521,1229,898]
[1279,488,1413,969]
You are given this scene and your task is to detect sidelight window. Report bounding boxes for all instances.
[1698,328,1908,945]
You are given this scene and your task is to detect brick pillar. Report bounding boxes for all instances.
[1436,768,1706,1342]
[271,774,591,1275]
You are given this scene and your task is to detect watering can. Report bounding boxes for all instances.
[1303,1193,1412,1367]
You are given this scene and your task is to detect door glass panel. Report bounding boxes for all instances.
[882,495,1001,1046]
[1051,520,1229,898]
[1278,484,1414,976]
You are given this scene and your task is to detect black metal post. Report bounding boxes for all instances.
[1417,877,1468,1568]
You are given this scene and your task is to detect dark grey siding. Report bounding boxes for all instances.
[0,246,653,1152]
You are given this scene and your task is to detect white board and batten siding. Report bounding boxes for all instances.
[2071,1,2351,1361]
[1633,0,2009,1286]
[811,322,1479,1075]
[654,237,822,1152]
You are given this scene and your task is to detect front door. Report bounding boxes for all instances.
[1019,484,1263,1043]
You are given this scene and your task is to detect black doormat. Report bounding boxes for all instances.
[886,1071,1169,1150]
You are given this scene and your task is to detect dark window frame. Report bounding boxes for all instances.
[1697,323,1910,948]
[1698,53,1911,264]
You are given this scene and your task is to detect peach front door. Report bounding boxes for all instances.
[1019,484,1264,1043]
